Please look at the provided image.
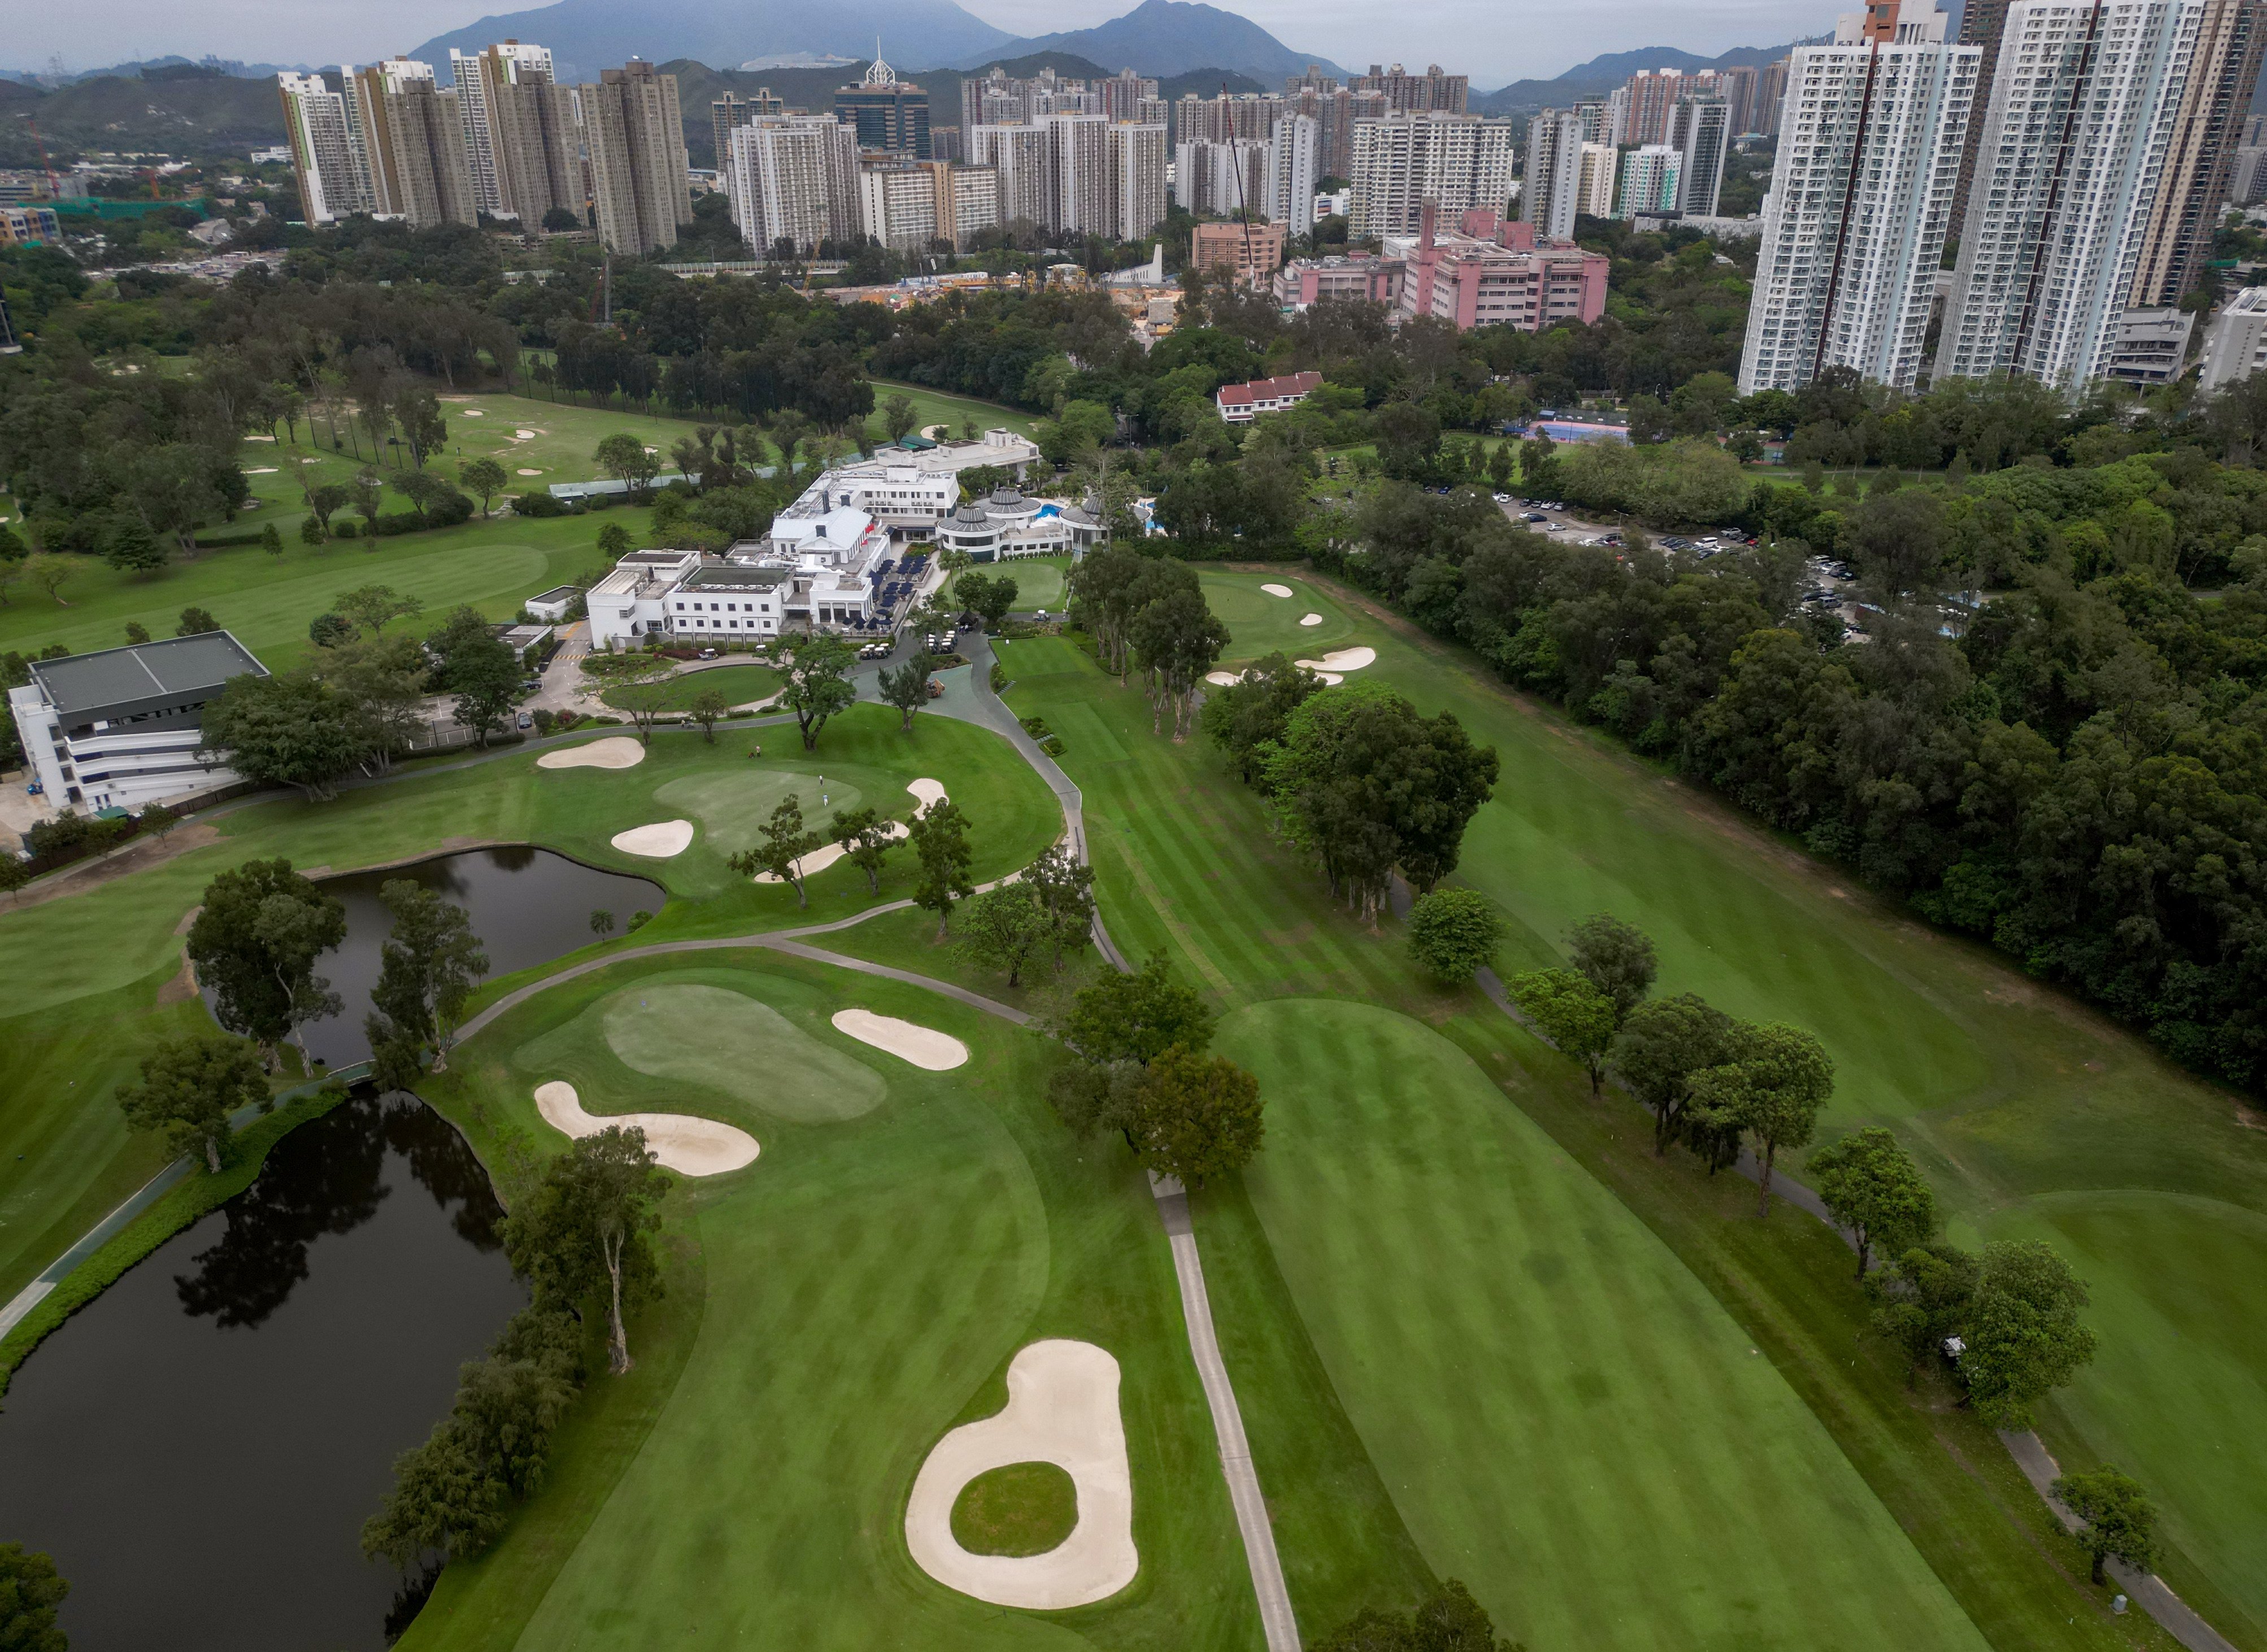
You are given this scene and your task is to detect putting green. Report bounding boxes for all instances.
[514,980,888,1124]
[1218,997,1991,1652]
[1198,572,1356,661]
[1987,1191,2267,1637]
[406,954,1256,1650]
[652,770,870,857]
[950,1461,1080,1557]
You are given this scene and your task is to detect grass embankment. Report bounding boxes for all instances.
[1000,620,2194,1652]
[403,952,1251,1651]
[0,707,1058,1310]
[0,1082,351,1394]
[598,663,781,712]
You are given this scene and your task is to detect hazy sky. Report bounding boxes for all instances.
[11,0,1828,86]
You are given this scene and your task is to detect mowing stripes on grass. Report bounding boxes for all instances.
[1219,999,1992,1652]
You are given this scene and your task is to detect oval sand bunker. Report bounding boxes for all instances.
[905,1340,1136,1609]
[833,1008,968,1070]
[538,736,646,770]
[533,1080,758,1175]
[610,819,694,857]
[1260,582,1294,598]
[1295,646,1376,673]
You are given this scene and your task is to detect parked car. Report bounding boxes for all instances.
[1493,492,1513,504]
[516,711,534,730]
[1522,512,1548,523]
[1661,537,1691,551]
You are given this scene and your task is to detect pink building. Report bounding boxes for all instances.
[1273,251,1402,308]
[1390,204,1608,334]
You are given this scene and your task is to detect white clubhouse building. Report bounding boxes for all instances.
[583,429,1096,650]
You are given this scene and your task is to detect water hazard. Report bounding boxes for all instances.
[300,845,662,1067]
[0,1092,524,1650]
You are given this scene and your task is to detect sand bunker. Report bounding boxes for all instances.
[245,466,279,474]
[515,428,537,439]
[755,823,905,882]
[611,819,693,857]
[1260,583,1294,598]
[906,1340,1135,1609]
[1204,670,1247,687]
[517,467,544,476]
[460,408,485,416]
[832,1009,968,1071]
[1295,647,1376,673]
[747,779,942,883]
[533,1080,758,1176]
[1299,613,1324,626]
[538,736,647,770]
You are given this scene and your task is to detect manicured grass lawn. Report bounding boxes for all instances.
[868,377,1041,442]
[1195,569,1359,663]
[403,951,1253,1651]
[1220,997,1992,1652]
[598,664,781,712]
[1003,629,2191,1651]
[981,554,1070,612]
[0,511,604,669]
[1309,580,2267,1643]
[0,706,1058,1310]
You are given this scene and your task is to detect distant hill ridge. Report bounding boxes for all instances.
[1474,40,1815,115]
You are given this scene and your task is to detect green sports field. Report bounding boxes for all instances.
[868,377,1042,443]
[999,625,2208,1650]
[1196,569,1360,664]
[0,706,1056,1317]
[0,510,606,669]
[1220,999,1992,1652]
[402,953,1254,1651]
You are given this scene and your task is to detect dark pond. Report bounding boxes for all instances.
[0,1092,524,1651]
[298,845,662,1068]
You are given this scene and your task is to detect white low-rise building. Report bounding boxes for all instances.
[585,548,700,649]
[8,632,268,818]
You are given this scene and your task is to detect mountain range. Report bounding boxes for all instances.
[404,0,1015,85]
[400,0,1343,87]
[961,0,1349,80]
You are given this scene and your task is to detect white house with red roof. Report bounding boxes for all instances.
[1215,370,1324,424]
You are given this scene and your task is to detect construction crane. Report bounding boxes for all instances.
[19,110,62,202]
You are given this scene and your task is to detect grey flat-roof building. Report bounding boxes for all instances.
[10,631,268,820]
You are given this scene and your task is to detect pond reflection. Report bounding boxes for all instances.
[0,1092,523,1652]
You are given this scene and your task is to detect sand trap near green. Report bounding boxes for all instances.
[1296,646,1375,673]
[539,736,646,770]
[905,1339,1137,1609]
[602,983,888,1122]
[832,1008,969,1070]
[652,770,867,856]
[611,820,694,857]
[533,1079,759,1176]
